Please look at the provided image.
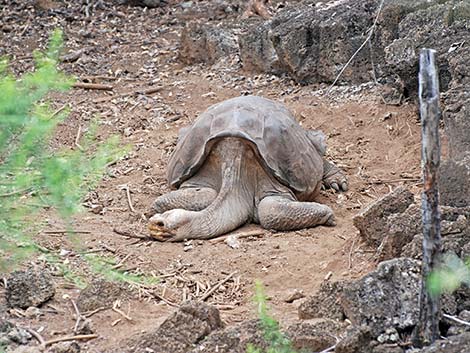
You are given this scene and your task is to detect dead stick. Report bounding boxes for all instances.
[75,125,83,151]
[70,299,83,333]
[111,253,131,270]
[44,334,98,347]
[121,185,136,213]
[112,302,133,321]
[0,188,32,197]
[319,345,336,353]
[24,327,45,346]
[348,236,357,270]
[209,230,265,244]
[51,104,68,118]
[200,272,236,302]
[112,228,147,240]
[153,292,179,307]
[43,230,91,234]
[92,86,162,103]
[367,178,421,184]
[83,306,107,318]
[442,314,470,327]
[73,82,113,91]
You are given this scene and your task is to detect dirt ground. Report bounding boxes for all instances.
[0,1,428,351]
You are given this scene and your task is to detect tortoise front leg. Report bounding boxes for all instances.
[257,195,335,231]
[323,160,348,192]
[152,187,217,214]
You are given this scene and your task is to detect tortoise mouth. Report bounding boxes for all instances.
[148,221,176,242]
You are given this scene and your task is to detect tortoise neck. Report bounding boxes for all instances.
[179,139,255,239]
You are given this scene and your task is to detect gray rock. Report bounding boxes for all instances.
[401,207,470,259]
[190,319,266,353]
[179,23,238,65]
[443,92,470,163]
[269,0,377,84]
[0,320,32,346]
[453,286,470,314]
[47,342,80,353]
[77,279,129,312]
[239,20,282,74]
[126,302,223,353]
[371,344,404,353]
[116,0,168,8]
[439,42,470,209]
[418,332,470,352]
[353,186,414,249]
[6,269,55,309]
[377,1,470,98]
[340,258,421,336]
[286,319,346,352]
[335,325,373,353]
[378,203,422,260]
[298,280,350,320]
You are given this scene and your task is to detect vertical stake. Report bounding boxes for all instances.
[413,48,442,346]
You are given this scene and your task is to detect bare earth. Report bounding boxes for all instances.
[0,1,426,351]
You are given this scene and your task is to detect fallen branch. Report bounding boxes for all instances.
[209,229,265,244]
[112,227,148,240]
[319,344,336,353]
[122,185,136,213]
[43,334,98,347]
[326,0,385,95]
[24,327,45,346]
[0,188,32,197]
[112,301,133,321]
[93,86,163,103]
[200,272,236,302]
[83,306,107,318]
[70,299,84,333]
[367,178,421,185]
[153,292,180,307]
[73,82,113,91]
[43,230,91,234]
[443,313,470,327]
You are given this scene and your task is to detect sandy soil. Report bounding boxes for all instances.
[0,1,426,351]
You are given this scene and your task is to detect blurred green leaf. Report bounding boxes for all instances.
[0,28,127,273]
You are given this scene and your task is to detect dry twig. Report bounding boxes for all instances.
[112,301,133,321]
[120,185,136,213]
[200,272,236,302]
[70,299,84,333]
[93,86,162,103]
[73,82,113,90]
[443,313,470,327]
[43,334,98,347]
[24,327,46,346]
[209,229,264,244]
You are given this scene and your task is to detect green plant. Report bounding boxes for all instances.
[428,253,470,297]
[247,281,298,353]
[0,29,126,273]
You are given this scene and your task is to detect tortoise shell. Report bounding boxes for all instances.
[167,96,324,200]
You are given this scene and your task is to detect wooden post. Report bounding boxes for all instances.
[413,49,442,346]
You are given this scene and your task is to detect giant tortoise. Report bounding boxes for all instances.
[149,95,347,241]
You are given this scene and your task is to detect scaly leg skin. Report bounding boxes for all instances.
[323,160,348,192]
[152,187,217,214]
[258,195,335,231]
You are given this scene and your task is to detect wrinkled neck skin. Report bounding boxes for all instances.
[173,138,256,240]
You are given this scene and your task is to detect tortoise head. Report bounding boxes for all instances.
[148,209,197,242]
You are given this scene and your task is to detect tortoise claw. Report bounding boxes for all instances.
[331,182,340,192]
[148,215,176,242]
